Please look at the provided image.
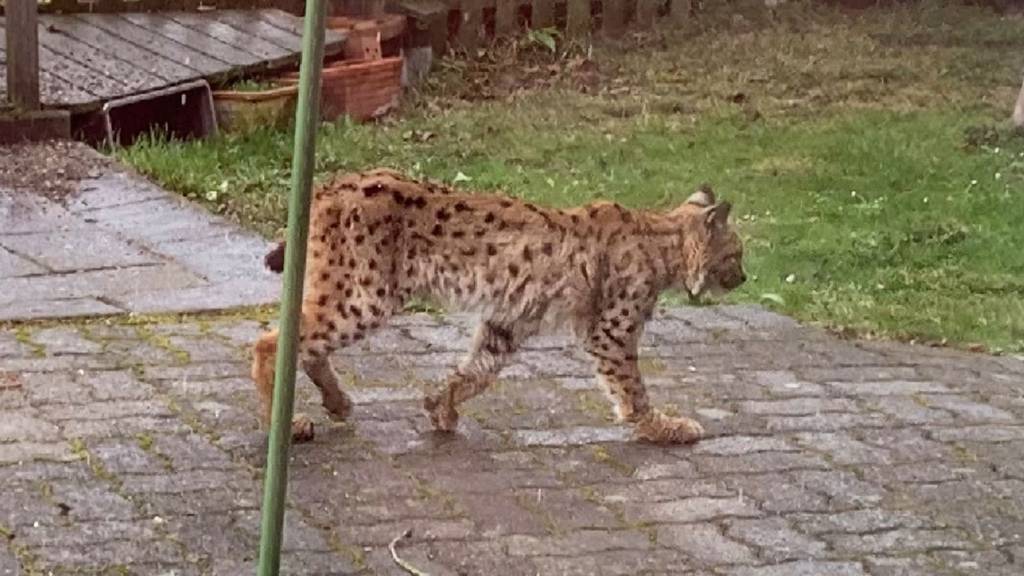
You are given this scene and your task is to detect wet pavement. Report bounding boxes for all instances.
[0,144,278,321]
[2,306,1023,575]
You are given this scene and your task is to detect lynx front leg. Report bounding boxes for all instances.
[584,319,704,444]
[424,320,526,432]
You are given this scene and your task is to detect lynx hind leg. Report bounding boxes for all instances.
[251,329,279,430]
[584,318,704,445]
[302,352,353,423]
[424,319,533,432]
[251,328,316,442]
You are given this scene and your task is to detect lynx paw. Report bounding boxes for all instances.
[290,414,316,443]
[323,393,354,422]
[423,394,459,432]
[634,411,704,444]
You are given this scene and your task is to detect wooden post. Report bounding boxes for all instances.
[5,0,41,110]
[603,0,627,37]
[566,0,590,37]
[636,0,659,29]
[496,0,517,36]
[1014,75,1024,130]
[458,0,482,51]
[668,0,689,27]
[532,0,555,28]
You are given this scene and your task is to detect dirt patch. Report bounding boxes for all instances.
[0,141,111,202]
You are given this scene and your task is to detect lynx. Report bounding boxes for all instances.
[253,169,745,443]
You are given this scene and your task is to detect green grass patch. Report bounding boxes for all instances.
[116,1,1024,352]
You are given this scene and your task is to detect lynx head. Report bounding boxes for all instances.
[670,184,746,300]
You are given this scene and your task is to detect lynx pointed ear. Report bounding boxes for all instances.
[703,201,732,230]
[686,183,716,207]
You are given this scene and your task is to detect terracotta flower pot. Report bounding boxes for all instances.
[280,57,403,123]
[212,85,298,133]
[326,14,406,61]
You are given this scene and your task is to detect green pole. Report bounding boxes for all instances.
[257,1,326,574]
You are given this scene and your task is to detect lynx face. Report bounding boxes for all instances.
[674,186,746,299]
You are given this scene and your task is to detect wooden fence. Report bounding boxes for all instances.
[443,0,689,49]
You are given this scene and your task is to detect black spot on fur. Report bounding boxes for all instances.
[363,183,385,197]
[454,201,471,212]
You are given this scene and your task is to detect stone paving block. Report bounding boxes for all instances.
[693,451,829,475]
[531,549,694,576]
[0,441,77,465]
[718,304,804,330]
[504,529,652,557]
[599,478,732,505]
[793,432,893,466]
[920,394,1016,422]
[0,191,83,235]
[69,172,169,212]
[0,548,18,576]
[725,517,827,562]
[826,380,954,396]
[48,481,137,523]
[116,278,279,315]
[789,470,888,509]
[0,483,66,528]
[0,297,124,321]
[0,412,61,442]
[797,366,919,382]
[658,523,757,565]
[929,425,1024,442]
[793,508,926,535]
[0,265,203,305]
[625,495,760,524]
[693,435,797,456]
[726,560,868,576]
[0,229,160,273]
[763,411,890,432]
[725,474,831,514]
[827,528,976,556]
[513,426,632,447]
[0,246,46,278]
[737,398,859,416]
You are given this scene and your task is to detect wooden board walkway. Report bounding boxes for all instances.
[0,9,345,112]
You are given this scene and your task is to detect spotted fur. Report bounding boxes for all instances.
[252,169,745,443]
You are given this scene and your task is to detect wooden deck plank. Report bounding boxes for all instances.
[76,13,231,77]
[36,20,168,97]
[118,13,260,68]
[165,11,292,62]
[210,10,305,53]
[256,8,312,38]
[40,15,200,84]
[0,23,118,105]
[254,9,345,56]
[4,9,333,110]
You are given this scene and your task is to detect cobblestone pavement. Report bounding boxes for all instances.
[0,145,278,322]
[2,305,1023,575]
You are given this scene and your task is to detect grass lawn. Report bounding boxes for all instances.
[118,1,1024,353]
